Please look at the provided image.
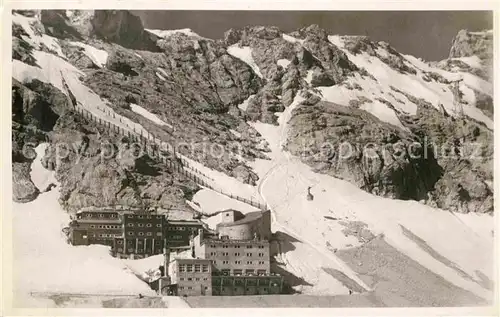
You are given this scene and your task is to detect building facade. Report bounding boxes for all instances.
[168,258,213,296]
[164,220,206,248]
[211,275,283,296]
[69,209,123,246]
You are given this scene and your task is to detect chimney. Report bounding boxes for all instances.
[198,228,204,241]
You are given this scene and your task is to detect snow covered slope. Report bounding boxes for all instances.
[227,45,264,78]
[13,144,155,299]
[326,35,493,129]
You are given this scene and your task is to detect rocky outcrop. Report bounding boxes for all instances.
[286,101,442,201]
[408,104,493,213]
[42,111,200,212]
[90,10,159,51]
[13,162,40,203]
[449,29,493,60]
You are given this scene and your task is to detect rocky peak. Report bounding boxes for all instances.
[449,29,493,60]
[90,10,159,51]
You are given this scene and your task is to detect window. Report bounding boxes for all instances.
[222,260,229,264]
[186,264,193,272]
[234,252,240,256]
[246,245,252,249]
[128,248,134,253]
[222,252,229,256]
[195,278,200,281]
[179,287,184,290]
[235,261,241,265]
[203,278,208,281]
[202,264,209,272]
[235,245,241,249]
[257,269,267,275]
[111,214,116,218]
[245,269,254,275]
[223,245,228,249]
[156,216,162,219]
[90,225,95,229]
[263,288,268,292]
[246,253,252,257]
[146,223,152,227]
[138,215,144,219]
[247,261,253,265]
[127,223,134,227]
[188,287,193,290]
[127,215,133,219]
[234,269,243,275]
[179,265,186,272]
[138,232,144,236]
[147,232,152,236]
[99,214,104,218]
[156,224,162,228]
[147,215,152,219]
[194,264,201,272]
[128,232,133,236]
[258,245,265,249]
[258,261,265,265]
[258,253,264,257]
[188,278,192,281]
[138,223,144,227]
[117,240,123,245]
[210,252,216,256]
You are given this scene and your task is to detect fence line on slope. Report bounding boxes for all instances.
[73,105,268,211]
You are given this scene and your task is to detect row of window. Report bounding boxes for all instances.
[126,215,163,220]
[91,233,121,238]
[218,269,267,276]
[179,286,209,290]
[179,277,209,281]
[127,231,162,237]
[178,264,210,273]
[115,239,162,245]
[218,260,266,265]
[209,252,266,257]
[84,213,117,219]
[217,287,270,292]
[167,226,200,231]
[210,245,265,249]
[89,225,121,229]
[127,223,161,228]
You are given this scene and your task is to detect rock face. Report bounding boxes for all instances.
[13,162,39,203]
[91,10,159,51]
[286,101,442,201]
[42,111,199,212]
[449,29,493,60]
[11,11,493,214]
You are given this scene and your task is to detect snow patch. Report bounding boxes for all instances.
[237,94,255,111]
[146,28,203,39]
[30,144,57,191]
[155,72,166,81]
[13,13,65,58]
[282,34,305,44]
[227,45,263,78]
[277,59,291,69]
[130,103,172,128]
[68,41,108,68]
[305,70,314,84]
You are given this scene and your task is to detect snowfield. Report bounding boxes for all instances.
[237,94,255,111]
[326,35,493,130]
[130,103,173,129]
[68,41,109,68]
[13,144,155,302]
[227,45,264,78]
[146,28,203,39]
[13,13,65,58]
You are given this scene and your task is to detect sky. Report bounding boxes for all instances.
[132,11,493,61]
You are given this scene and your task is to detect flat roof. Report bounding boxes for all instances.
[217,211,266,227]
